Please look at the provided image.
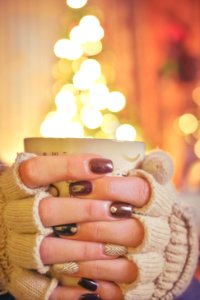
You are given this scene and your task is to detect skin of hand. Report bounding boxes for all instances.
[19,154,150,300]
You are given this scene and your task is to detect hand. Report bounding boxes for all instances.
[0,153,149,300]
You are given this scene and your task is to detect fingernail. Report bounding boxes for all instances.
[69,181,92,196]
[104,244,128,256]
[110,202,133,218]
[52,262,79,274]
[89,158,113,174]
[78,278,98,291]
[79,294,101,300]
[53,223,78,237]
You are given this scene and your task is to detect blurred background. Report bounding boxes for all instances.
[0,0,200,190]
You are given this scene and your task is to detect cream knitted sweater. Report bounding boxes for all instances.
[0,152,199,300]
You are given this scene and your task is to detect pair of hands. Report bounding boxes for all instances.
[19,154,149,300]
[0,151,198,300]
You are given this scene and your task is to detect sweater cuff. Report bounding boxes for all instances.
[7,266,58,300]
[0,153,48,201]
[129,169,175,217]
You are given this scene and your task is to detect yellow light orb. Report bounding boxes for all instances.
[80,59,101,81]
[107,91,126,112]
[178,113,198,135]
[66,0,88,9]
[82,41,103,56]
[194,140,200,158]
[54,39,83,60]
[192,86,200,106]
[89,83,109,110]
[115,124,137,141]
[81,107,103,129]
[61,83,77,94]
[187,161,200,188]
[101,114,119,134]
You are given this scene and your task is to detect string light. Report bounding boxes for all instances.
[107,91,126,112]
[66,0,88,9]
[81,107,103,129]
[89,83,109,110]
[116,124,137,141]
[178,113,198,135]
[40,2,137,143]
[54,39,83,60]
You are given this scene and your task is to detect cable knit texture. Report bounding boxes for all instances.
[0,153,58,299]
[122,151,199,300]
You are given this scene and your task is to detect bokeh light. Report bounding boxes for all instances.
[89,83,109,110]
[66,0,88,9]
[192,87,200,106]
[55,90,77,120]
[54,39,83,60]
[178,113,198,135]
[107,91,126,112]
[194,140,200,158]
[101,114,119,134]
[81,107,103,129]
[80,59,101,80]
[115,124,136,141]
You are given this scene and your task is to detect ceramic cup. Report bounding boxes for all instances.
[24,137,145,176]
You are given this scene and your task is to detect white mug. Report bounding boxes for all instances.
[24,137,145,176]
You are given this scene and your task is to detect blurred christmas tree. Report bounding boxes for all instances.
[40,0,140,141]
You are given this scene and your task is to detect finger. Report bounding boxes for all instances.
[63,259,138,284]
[19,154,113,188]
[69,176,150,207]
[40,237,117,264]
[54,219,144,248]
[39,197,113,227]
[50,280,123,300]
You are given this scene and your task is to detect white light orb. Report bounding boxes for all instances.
[73,71,93,90]
[81,107,103,129]
[89,83,109,110]
[64,121,84,137]
[66,0,88,9]
[55,90,77,120]
[80,15,100,27]
[79,15,104,42]
[54,39,83,60]
[115,124,137,141]
[80,59,101,81]
[107,91,126,112]
[40,112,69,137]
[178,113,198,135]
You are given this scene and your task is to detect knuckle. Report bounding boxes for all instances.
[92,222,102,241]
[40,238,53,264]
[19,158,38,187]
[39,197,52,226]
[91,261,101,277]
[86,201,97,220]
